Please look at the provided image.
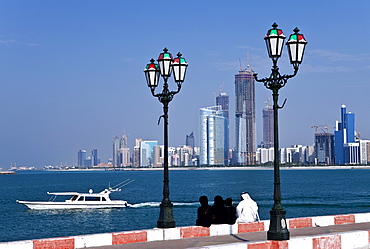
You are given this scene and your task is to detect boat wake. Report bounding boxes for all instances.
[128,202,198,208]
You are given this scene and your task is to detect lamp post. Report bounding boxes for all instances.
[144,48,188,228]
[253,23,307,240]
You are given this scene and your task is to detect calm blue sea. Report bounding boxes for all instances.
[1,169,370,242]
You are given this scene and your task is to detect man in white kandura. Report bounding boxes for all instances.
[236,192,260,223]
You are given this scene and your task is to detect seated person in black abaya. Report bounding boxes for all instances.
[211,195,226,224]
[196,195,212,227]
[224,197,237,224]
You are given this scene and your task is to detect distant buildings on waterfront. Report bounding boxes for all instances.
[71,61,370,168]
[72,104,369,168]
[1,162,36,171]
[77,149,101,168]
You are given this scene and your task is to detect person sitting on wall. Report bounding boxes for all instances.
[196,195,212,227]
[236,192,260,223]
[224,197,237,224]
[211,195,226,224]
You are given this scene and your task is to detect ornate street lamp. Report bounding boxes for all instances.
[144,48,188,228]
[253,23,307,241]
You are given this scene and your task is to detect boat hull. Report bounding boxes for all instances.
[16,200,128,210]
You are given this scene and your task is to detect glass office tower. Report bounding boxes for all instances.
[199,106,229,166]
[334,105,358,164]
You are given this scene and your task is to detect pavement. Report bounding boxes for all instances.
[89,222,370,249]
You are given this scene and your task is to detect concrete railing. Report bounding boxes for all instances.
[1,213,370,249]
[201,230,370,249]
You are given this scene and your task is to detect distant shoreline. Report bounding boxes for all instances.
[43,165,370,172]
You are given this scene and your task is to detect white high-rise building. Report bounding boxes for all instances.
[280,145,314,164]
[140,140,158,167]
[199,106,229,166]
[359,139,370,164]
[236,103,247,164]
[256,147,274,164]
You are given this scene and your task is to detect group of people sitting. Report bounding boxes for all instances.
[196,192,259,227]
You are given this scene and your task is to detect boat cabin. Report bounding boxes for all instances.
[70,195,108,202]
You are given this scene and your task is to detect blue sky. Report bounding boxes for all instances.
[1,1,370,168]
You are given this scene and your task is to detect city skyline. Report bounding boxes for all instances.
[68,103,367,168]
[1,1,370,167]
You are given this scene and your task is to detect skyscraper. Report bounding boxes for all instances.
[199,106,229,166]
[314,133,334,165]
[186,132,195,148]
[133,138,142,167]
[112,136,120,167]
[334,105,359,164]
[91,149,99,166]
[359,140,370,164]
[113,133,131,167]
[153,145,164,167]
[216,91,229,161]
[119,134,131,167]
[263,98,274,149]
[235,65,255,165]
[120,133,128,148]
[77,149,87,168]
[216,92,229,119]
[140,140,158,167]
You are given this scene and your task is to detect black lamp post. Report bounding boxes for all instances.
[144,48,188,228]
[253,23,307,240]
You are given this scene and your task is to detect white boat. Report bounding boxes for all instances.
[16,179,134,210]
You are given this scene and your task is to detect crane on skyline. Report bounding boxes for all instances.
[311,124,333,134]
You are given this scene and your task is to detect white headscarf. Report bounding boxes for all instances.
[236,192,259,223]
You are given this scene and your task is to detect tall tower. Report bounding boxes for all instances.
[199,106,229,166]
[334,105,359,164]
[186,132,195,148]
[120,133,131,167]
[235,65,255,165]
[91,149,99,166]
[77,149,87,168]
[216,92,229,159]
[133,138,142,167]
[263,98,274,149]
[112,136,120,167]
[140,140,158,167]
[314,133,334,164]
[120,134,128,148]
[216,92,229,119]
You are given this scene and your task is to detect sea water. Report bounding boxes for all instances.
[1,169,370,242]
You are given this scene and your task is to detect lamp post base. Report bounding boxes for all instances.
[267,209,290,240]
[157,203,176,228]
